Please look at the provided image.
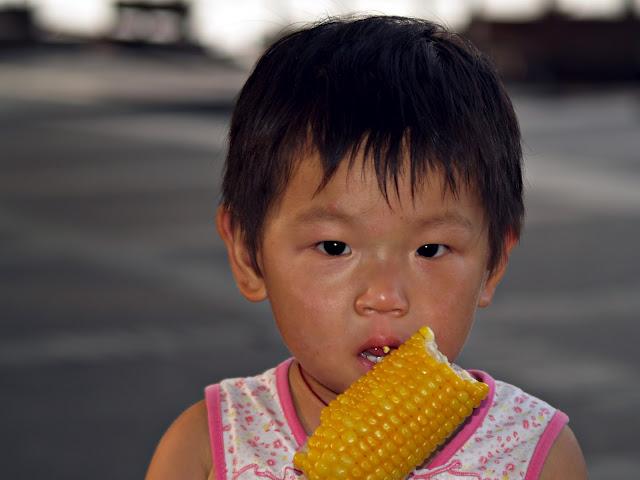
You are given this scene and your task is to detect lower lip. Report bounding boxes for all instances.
[357,354,379,371]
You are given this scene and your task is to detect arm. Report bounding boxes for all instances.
[539,426,588,480]
[145,400,215,480]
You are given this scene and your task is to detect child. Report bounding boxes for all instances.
[146,16,587,480]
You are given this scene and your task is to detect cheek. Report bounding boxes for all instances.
[423,263,483,313]
[273,271,345,318]
[265,264,350,346]
[275,252,354,307]
[416,267,485,358]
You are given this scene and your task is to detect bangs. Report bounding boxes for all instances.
[259,16,513,202]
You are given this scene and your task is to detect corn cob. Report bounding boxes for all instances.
[293,326,489,480]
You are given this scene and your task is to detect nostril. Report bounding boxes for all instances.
[355,295,408,317]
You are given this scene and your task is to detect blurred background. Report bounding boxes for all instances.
[1,0,639,478]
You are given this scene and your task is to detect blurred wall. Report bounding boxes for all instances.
[4,0,639,66]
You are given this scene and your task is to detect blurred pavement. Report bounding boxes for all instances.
[1,45,639,479]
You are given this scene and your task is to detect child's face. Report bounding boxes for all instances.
[221,151,509,397]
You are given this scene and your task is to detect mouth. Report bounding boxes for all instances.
[358,345,396,365]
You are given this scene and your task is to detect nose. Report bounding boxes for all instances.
[354,259,409,318]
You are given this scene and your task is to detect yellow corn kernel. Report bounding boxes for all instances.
[293,326,489,480]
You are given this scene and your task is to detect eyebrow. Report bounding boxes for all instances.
[292,207,355,225]
[292,206,475,231]
[417,212,475,231]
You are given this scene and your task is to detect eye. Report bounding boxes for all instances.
[316,241,352,256]
[416,244,448,258]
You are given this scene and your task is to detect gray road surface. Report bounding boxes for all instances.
[1,46,639,479]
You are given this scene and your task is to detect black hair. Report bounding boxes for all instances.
[221,15,523,274]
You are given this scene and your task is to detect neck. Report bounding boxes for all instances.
[287,360,335,434]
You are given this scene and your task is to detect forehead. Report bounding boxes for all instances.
[266,151,486,230]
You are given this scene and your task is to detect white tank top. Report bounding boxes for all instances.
[205,359,567,480]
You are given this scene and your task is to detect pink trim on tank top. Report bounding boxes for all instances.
[426,369,496,469]
[275,358,308,448]
[205,384,228,480]
[524,410,569,480]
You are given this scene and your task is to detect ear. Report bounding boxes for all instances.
[478,232,518,308]
[216,206,267,302]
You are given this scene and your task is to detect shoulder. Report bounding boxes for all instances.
[484,376,587,479]
[490,376,560,420]
[539,425,588,479]
[145,400,215,480]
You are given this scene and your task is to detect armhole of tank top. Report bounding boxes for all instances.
[524,409,569,480]
[426,369,496,469]
[205,384,227,480]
